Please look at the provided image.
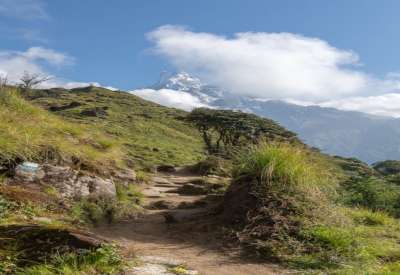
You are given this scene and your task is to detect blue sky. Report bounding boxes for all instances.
[2,0,400,116]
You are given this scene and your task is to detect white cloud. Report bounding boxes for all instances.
[0,47,114,90]
[0,47,71,83]
[319,94,400,118]
[148,25,377,102]
[148,26,400,103]
[0,0,48,20]
[146,25,400,117]
[22,47,72,65]
[130,88,208,111]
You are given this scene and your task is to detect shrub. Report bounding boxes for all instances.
[71,185,142,225]
[340,177,400,217]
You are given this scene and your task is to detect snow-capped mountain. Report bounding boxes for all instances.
[147,72,400,164]
[151,72,225,104]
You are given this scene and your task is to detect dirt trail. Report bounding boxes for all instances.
[94,168,287,275]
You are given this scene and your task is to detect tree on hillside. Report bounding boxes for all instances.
[186,108,297,155]
[19,71,51,93]
[0,75,8,91]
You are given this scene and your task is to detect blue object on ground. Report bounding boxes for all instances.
[19,162,39,172]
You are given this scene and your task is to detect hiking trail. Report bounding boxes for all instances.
[94,168,287,275]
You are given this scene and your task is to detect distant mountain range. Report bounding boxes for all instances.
[148,72,400,164]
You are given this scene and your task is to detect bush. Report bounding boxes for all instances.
[71,184,142,225]
[71,196,122,225]
[340,177,400,217]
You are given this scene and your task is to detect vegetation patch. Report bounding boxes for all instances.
[222,142,400,273]
[0,224,127,274]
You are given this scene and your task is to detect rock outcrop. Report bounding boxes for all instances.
[13,163,119,199]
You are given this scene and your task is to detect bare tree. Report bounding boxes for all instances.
[19,71,52,92]
[0,75,8,91]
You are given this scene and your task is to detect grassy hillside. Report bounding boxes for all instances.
[5,85,400,274]
[24,86,205,169]
[0,88,124,172]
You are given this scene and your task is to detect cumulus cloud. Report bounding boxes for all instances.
[148,25,380,102]
[0,47,113,89]
[0,47,71,83]
[145,25,400,116]
[130,88,208,111]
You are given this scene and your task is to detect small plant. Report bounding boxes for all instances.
[20,244,125,274]
[71,187,142,226]
[0,195,17,219]
[135,171,150,183]
[168,265,190,275]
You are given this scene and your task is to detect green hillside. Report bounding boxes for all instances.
[24,86,206,170]
[4,85,400,274]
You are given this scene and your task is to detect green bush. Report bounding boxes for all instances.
[71,185,143,225]
[340,177,400,217]
[70,196,117,225]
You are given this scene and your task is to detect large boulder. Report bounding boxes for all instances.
[13,163,116,199]
[41,164,89,198]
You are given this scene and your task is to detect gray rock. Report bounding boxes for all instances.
[14,164,116,199]
[41,164,88,198]
[112,169,136,185]
[78,176,116,197]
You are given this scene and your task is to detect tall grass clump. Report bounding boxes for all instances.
[224,143,337,259]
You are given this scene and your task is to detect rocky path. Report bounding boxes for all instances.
[94,168,286,275]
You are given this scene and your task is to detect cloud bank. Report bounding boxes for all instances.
[145,25,400,117]
[130,88,208,111]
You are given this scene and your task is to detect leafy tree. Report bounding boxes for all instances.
[186,108,297,154]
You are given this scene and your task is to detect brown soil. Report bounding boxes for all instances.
[93,168,289,275]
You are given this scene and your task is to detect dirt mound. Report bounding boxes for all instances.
[221,175,305,259]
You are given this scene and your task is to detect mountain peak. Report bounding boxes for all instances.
[152,71,203,92]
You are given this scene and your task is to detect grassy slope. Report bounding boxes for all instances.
[0,88,123,170]
[0,87,205,273]
[27,86,205,169]
[229,143,400,274]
